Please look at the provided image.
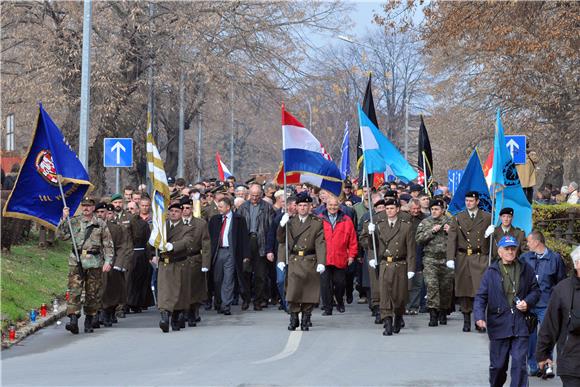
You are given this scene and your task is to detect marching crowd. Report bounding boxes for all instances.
[55,176,580,387]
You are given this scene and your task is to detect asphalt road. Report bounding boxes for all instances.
[1,302,561,387]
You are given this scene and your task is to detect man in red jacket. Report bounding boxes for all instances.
[319,196,358,315]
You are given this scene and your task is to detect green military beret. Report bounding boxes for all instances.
[111,193,123,201]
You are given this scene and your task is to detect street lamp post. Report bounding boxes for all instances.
[78,0,93,169]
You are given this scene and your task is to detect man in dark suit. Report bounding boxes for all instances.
[209,196,250,315]
[446,191,492,333]
[237,183,275,310]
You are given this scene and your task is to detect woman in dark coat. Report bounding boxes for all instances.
[536,246,580,386]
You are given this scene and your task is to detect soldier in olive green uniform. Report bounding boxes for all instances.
[367,199,416,336]
[155,202,195,333]
[415,199,453,327]
[277,195,326,331]
[446,191,492,333]
[491,207,527,259]
[181,197,212,326]
[57,197,114,334]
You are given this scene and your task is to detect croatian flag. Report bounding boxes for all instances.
[215,152,232,181]
[282,105,343,197]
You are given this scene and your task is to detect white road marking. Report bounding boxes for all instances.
[252,331,303,364]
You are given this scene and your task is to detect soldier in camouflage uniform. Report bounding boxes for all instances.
[57,197,114,334]
[415,199,453,327]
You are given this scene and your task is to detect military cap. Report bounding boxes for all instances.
[499,207,514,216]
[168,201,183,211]
[385,190,398,198]
[465,190,480,199]
[295,194,313,204]
[81,197,96,206]
[429,198,445,209]
[410,184,423,192]
[373,199,386,208]
[497,235,519,248]
[344,180,353,188]
[384,198,399,207]
[106,203,115,212]
[180,197,193,206]
[110,193,123,201]
[167,177,175,185]
[399,193,412,202]
[95,202,107,211]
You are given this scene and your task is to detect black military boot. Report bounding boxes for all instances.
[428,309,439,327]
[371,305,378,317]
[92,311,101,329]
[84,315,94,333]
[374,307,382,324]
[300,313,311,331]
[171,311,181,331]
[393,315,403,334]
[462,312,471,332]
[159,311,170,333]
[382,317,393,336]
[438,310,447,325]
[187,308,196,327]
[65,314,79,335]
[178,311,186,329]
[288,313,299,331]
[103,310,113,327]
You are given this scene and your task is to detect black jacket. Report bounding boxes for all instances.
[209,212,250,271]
[536,275,580,378]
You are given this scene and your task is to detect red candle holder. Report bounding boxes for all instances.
[8,326,16,341]
[65,289,70,301]
[40,303,47,317]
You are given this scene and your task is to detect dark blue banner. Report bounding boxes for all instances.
[2,104,93,229]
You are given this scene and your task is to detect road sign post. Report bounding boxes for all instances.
[504,135,526,164]
[104,138,133,194]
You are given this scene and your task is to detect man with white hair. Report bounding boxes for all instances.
[567,181,579,204]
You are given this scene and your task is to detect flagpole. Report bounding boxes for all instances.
[358,115,380,276]
[488,183,496,266]
[57,175,85,280]
[422,151,428,194]
[282,106,289,267]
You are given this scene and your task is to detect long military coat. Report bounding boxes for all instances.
[157,220,195,311]
[277,214,326,304]
[447,210,491,297]
[101,220,131,309]
[369,214,416,315]
[183,217,211,304]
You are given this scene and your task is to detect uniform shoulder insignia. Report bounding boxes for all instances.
[311,216,321,222]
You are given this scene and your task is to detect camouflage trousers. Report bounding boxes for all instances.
[423,257,454,310]
[66,266,102,316]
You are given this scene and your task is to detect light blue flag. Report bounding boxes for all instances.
[448,149,492,215]
[357,105,417,182]
[340,122,350,180]
[490,110,533,235]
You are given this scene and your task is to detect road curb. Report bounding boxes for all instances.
[2,305,67,350]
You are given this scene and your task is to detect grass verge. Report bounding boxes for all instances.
[1,232,68,330]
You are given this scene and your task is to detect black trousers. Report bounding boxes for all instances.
[321,265,346,310]
[345,261,357,299]
[244,235,268,305]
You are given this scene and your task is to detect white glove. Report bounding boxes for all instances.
[316,264,325,273]
[446,260,455,269]
[201,267,209,273]
[407,272,415,280]
[484,225,495,238]
[280,213,290,227]
[165,242,174,252]
[367,223,376,234]
[369,259,377,269]
[277,262,286,271]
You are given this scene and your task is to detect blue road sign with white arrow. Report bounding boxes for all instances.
[103,138,133,167]
[448,169,464,196]
[504,135,526,165]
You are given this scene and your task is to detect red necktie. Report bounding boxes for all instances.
[219,215,227,247]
